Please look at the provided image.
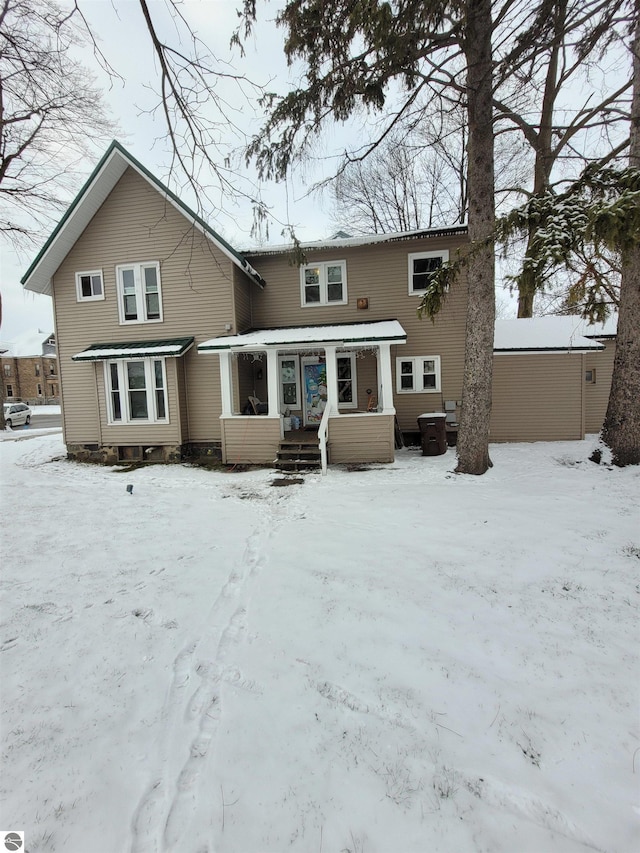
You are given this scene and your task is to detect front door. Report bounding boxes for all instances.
[301,358,327,426]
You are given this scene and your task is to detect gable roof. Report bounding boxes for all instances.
[494,317,607,353]
[21,141,265,296]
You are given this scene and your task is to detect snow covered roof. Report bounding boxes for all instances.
[72,337,194,361]
[494,317,607,353]
[199,320,407,352]
[21,142,265,296]
[242,225,468,256]
[0,330,55,357]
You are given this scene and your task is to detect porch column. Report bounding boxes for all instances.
[324,345,339,413]
[378,342,395,413]
[266,348,279,416]
[218,351,233,416]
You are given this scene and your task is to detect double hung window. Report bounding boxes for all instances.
[408,251,449,295]
[106,358,168,423]
[300,261,347,306]
[396,356,441,393]
[116,262,162,324]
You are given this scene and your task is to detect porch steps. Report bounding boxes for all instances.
[275,438,322,473]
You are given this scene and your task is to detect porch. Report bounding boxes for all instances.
[199,321,406,471]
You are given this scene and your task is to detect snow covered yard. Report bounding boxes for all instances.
[0,433,638,853]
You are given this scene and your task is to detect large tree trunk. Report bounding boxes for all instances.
[456,0,495,475]
[601,16,640,466]
[517,0,566,318]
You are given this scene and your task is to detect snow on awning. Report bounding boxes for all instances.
[198,320,406,352]
[72,337,195,361]
[494,318,605,354]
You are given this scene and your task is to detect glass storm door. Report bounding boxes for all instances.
[302,359,327,425]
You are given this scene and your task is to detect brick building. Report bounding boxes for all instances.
[0,331,59,405]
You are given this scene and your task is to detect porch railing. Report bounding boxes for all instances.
[318,403,332,475]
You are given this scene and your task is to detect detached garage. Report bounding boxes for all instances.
[490,317,613,442]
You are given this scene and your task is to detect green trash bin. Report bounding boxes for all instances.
[418,412,447,456]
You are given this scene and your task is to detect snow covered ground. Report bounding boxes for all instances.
[0,433,638,853]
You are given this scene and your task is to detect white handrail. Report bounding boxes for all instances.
[318,403,332,475]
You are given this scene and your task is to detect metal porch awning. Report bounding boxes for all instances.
[198,320,406,353]
[72,337,195,361]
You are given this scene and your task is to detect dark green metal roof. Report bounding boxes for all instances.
[72,337,195,361]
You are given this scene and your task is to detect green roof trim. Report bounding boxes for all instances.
[72,337,195,361]
[21,141,265,288]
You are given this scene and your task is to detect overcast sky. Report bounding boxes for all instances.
[1,0,341,343]
[1,0,628,343]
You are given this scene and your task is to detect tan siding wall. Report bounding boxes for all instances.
[328,413,395,463]
[52,167,235,446]
[233,267,253,332]
[221,417,281,463]
[178,357,190,438]
[248,236,469,432]
[491,353,585,441]
[585,340,615,433]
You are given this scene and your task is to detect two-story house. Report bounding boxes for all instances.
[20,142,614,467]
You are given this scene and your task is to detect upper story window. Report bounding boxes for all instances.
[105,358,168,424]
[408,250,449,296]
[35,364,40,376]
[76,270,104,302]
[300,261,347,306]
[396,356,441,393]
[3,364,10,377]
[116,262,163,324]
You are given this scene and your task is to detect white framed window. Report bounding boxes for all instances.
[300,260,347,306]
[116,262,163,324]
[105,358,168,424]
[279,355,301,408]
[408,250,449,295]
[337,352,357,408]
[396,356,441,393]
[75,270,104,302]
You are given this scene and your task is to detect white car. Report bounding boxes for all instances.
[4,402,31,428]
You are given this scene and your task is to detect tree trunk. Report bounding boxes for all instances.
[517,0,566,318]
[601,16,640,466]
[456,0,495,475]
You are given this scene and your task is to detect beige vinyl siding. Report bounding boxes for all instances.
[221,416,281,464]
[491,353,585,441]
[178,357,190,439]
[52,167,241,446]
[585,340,615,433]
[248,236,468,431]
[233,266,253,332]
[328,413,395,463]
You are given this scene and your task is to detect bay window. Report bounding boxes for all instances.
[106,358,168,423]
